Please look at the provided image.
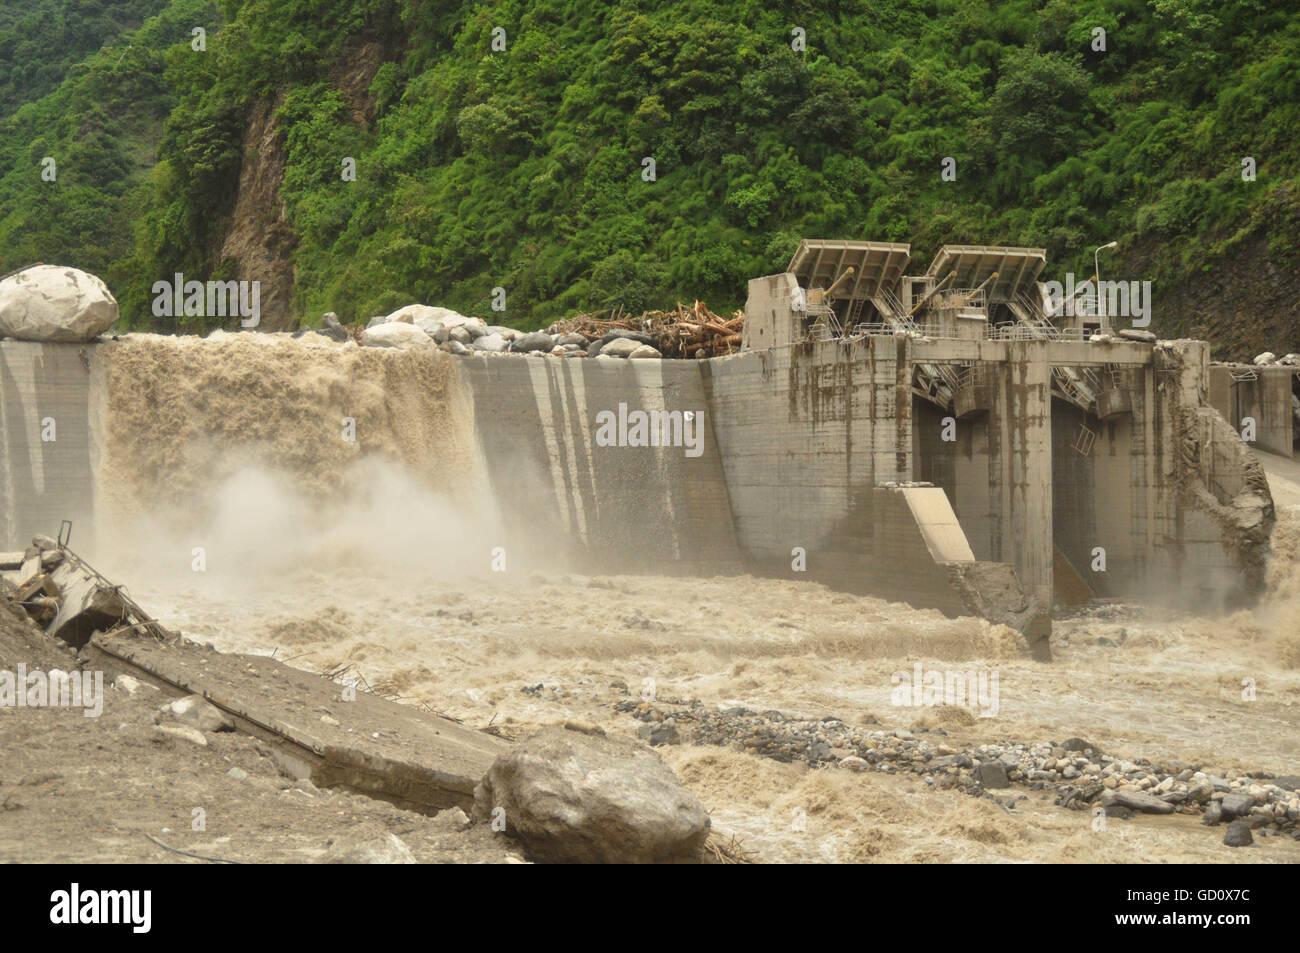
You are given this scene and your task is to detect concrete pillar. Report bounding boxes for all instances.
[1000,341,1053,602]
[862,333,911,483]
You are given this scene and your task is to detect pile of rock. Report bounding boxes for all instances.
[616,698,1300,848]
[352,303,670,360]
[1252,351,1300,366]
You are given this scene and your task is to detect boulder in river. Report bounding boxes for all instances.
[471,726,710,863]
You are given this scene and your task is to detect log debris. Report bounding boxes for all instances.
[551,301,745,359]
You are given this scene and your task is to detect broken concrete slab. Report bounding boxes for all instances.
[86,630,509,814]
[45,560,128,648]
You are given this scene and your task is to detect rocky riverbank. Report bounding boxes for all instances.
[613,695,1300,849]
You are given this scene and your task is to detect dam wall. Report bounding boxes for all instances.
[454,354,741,573]
[0,343,97,551]
[1207,363,1295,458]
[0,331,1275,640]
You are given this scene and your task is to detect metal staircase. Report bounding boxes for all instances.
[870,289,960,408]
[1006,291,1099,412]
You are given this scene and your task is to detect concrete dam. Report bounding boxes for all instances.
[0,241,1278,660]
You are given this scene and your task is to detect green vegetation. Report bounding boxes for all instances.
[1,0,1298,336]
[0,0,171,115]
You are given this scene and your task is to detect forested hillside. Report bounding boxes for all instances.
[0,0,170,113]
[0,0,1297,354]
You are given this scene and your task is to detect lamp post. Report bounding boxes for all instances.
[1094,241,1118,322]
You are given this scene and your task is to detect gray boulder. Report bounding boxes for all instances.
[1219,793,1256,818]
[1100,788,1175,814]
[1222,819,1253,847]
[976,761,1009,789]
[0,265,119,342]
[1118,328,1156,343]
[629,344,662,359]
[155,724,208,746]
[486,325,519,342]
[471,727,710,863]
[600,329,658,348]
[511,331,555,353]
[599,337,641,359]
[556,332,589,348]
[319,312,350,342]
[448,325,473,344]
[470,332,508,352]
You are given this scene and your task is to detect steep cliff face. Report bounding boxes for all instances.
[213,36,391,331]
[330,35,388,127]
[1129,187,1300,361]
[215,93,297,332]
[1168,231,1300,363]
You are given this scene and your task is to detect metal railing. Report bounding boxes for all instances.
[934,287,987,311]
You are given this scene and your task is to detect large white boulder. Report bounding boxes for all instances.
[360,323,433,349]
[471,727,710,863]
[379,304,486,340]
[0,265,119,342]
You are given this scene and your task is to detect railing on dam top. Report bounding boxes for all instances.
[824,322,1097,343]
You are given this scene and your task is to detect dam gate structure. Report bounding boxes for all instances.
[0,239,1277,660]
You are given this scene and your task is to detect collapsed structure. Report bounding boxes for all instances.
[0,240,1281,659]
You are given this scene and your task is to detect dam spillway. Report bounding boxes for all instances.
[0,325,1273,662]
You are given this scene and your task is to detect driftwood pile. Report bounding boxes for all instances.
[551,302,745,359]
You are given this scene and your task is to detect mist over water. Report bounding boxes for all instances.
[96,457,506,585]
[90,333,513,585]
